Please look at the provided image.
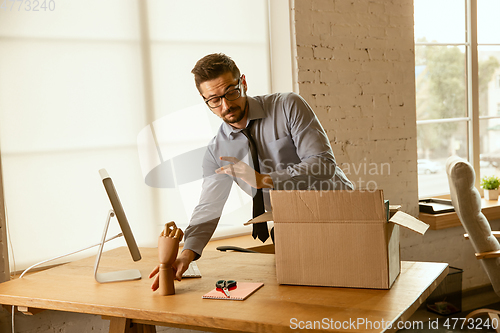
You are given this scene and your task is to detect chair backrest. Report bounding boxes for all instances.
[446,155,500,296]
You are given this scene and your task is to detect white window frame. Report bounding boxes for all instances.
[415,0,500,195]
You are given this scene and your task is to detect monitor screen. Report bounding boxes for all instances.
[99,169,141,262]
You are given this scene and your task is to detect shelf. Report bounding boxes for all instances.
[419,198,500,230]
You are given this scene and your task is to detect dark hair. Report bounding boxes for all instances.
[191,53,240,92]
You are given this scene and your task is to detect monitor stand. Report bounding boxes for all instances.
[94,210,142,283]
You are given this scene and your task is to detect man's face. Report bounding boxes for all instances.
[199,72,248,129]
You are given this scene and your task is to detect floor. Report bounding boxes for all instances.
[398,286,499,332]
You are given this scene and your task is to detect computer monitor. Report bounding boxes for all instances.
[94,169,142,283]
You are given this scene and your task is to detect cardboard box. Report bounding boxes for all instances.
[245,190,429,289]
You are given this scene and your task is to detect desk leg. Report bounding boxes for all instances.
[133,323,156,333]
[108,317,128,333]
[107,317,156,333]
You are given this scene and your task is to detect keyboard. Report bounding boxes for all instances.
[182,261,202,278]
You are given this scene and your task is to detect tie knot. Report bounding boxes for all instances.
[241,127,250,138]
[241,120,254,139]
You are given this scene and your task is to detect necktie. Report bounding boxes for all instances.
[241,121,270,243]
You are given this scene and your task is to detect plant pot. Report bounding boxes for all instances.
[484,189,499,201]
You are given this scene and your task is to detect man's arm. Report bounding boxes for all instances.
[150,145,232,289]
[182,170,232,258]
[174,248,197,280]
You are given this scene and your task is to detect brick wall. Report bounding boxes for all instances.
[291,0,419,216]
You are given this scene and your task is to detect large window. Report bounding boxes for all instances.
[415,0,500,198]
[0,0,292,272]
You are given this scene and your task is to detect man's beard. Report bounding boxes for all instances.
[221,101,248,124]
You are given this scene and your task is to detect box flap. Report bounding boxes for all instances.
[389,205,401,214]
[270,190,386,223]
[389,211,429,235]
[244,211,273,225]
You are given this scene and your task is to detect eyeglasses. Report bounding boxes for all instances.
[204,78,242,109]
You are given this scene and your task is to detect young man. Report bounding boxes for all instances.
[150,53,352,289]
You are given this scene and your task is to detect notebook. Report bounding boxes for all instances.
[202,282,264,301]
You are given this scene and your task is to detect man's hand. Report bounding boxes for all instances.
[149,249,196,291]
[216,156,273,189]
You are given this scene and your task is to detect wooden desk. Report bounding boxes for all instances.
[0,247,448,333]
[419,198,500,230]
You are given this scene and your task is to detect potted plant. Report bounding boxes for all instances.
[480,175,500,201]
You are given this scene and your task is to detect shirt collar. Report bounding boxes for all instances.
[221,96,266,138]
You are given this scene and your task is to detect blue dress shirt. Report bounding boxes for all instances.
[183,92,353,258]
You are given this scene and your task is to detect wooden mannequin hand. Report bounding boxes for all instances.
[158,222,183,265]
[149,222,185,293]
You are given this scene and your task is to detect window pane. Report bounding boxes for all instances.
[145,0,270,239]
[148,0,270,116]
[417,121,468,197]
[478,0,500,44]
[151,44,270,116]
[0,3,151,269]
[0,0,271,269]
[480,118,500,181]
[478,46,500,116]
[0,0,139,40]
[0,41,145,153]
[414,0,465,44]
[148,0,268,44]
[416,45,467,120]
